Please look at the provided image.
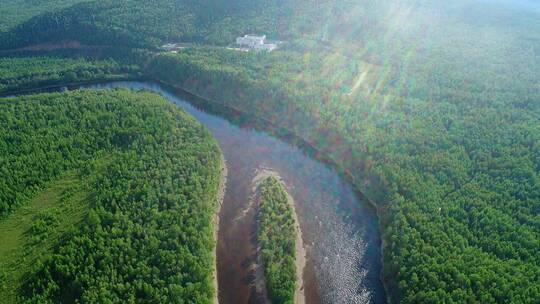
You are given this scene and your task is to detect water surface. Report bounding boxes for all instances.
[82,81,386,304]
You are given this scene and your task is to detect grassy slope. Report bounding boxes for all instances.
[0,151,116,303]
[0,171,87,302]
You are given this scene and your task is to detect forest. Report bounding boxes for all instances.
[141,3,540,301]
[0,90,222,303]
[146,46,540,304]
[0,54,138,94]
[0,0,85,33]
[0,0,539,303]
[0,0,308,50]
[257,177,297,304]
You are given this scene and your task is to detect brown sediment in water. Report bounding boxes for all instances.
[216,168,254,304]
[19,81,384,303]
[213,154,228,304]
[251,168,307,304]
[152,78,386,303]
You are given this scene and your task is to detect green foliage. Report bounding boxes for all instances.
[0,89,150,217]
[144,3,540,300]
[0,171,89,303]
[0,0,309,50]
[257,177,296,304]
[1,0,540,302]
[0,55,139,94]
[0,0,85,33]
[0,89,221,303]
[28,211,60,244]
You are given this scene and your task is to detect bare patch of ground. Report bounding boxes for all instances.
[7,40,109,52]
[213,155,228,304]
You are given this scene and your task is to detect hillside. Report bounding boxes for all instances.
[0,0,539,303]
[0,54,138,94]
[0,0,85,33]
[0,0,309,50]
[146,45,540,303]
[0,89,222,303]
[142,1,540,300]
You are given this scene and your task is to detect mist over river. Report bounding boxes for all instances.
[80,81,386,304]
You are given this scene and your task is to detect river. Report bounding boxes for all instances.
[75,81,386,304]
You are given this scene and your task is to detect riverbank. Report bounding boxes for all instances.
[0,76,145,97]
[213,154,228,304]
[7,79,387,303]
[252,168,306,304]
[152,77,391,302]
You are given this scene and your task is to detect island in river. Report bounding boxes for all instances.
[253,169,306,304]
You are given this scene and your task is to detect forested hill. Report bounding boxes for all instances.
[0,89,222,303]
[0,0,308,49]
[145,44,540,303]
[140,1,540,301]
[0,0,84,33]
[0,0,539,303]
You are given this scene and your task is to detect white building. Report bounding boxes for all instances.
[255,42,277,52]
[236,34,277,52]
[161,43,187,52]
[236,35,265,47]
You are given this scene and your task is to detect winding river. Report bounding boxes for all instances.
[63,81,385,303]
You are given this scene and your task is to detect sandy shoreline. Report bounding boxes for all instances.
[251,168,306,304]
[213,154,227,304]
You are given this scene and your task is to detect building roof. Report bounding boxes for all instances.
[242,34,266,39]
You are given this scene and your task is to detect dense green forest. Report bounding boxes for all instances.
[146,44,540,303]
[0,0,308,49]
[257,177,297,304]
[0,0,85,33]
[142,2,540,300]
[0,55,138,94]
[0,0,539,303]
[0,90,222,303]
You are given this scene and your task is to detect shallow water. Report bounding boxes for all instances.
[81,81,386,304]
